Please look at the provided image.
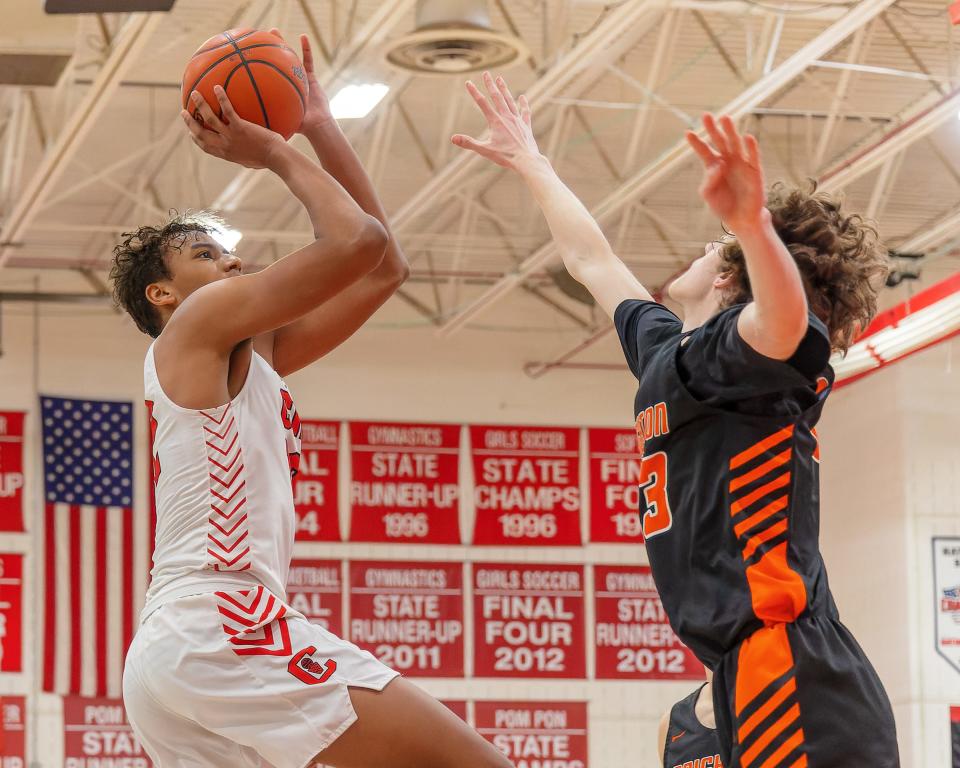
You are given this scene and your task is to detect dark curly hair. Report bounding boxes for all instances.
[109,211,225,337]
[717,182,889,353]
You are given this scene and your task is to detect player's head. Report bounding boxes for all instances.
[110,210,242,337]
[669,182,888,353]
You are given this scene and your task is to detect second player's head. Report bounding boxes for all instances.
[667,182,888,353]
[110,211,242,338]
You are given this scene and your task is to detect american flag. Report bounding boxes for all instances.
[41,396,143,697]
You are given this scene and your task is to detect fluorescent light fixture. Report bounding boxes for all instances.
[330,83,390,120]
[213,227,243,252]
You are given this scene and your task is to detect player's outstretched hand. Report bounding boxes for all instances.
[181,86,285,169]
[686,114,766,234]
[268,27,333,132]
[452,72,540,169]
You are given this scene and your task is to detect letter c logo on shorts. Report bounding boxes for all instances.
[288,646,338,685]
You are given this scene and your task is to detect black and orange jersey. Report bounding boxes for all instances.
[614,300,836,667]
[663,684,723,768]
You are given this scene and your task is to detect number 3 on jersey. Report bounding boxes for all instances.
[639,451,673,538]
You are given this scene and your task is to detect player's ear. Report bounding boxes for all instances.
[713,270,734,290]
[146,280,177,309]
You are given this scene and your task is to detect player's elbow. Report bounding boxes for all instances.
[346,214,389,274]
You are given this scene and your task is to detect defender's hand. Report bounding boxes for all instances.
[686,114,766,235]
[181,85,284,170]
[451,71,540,169]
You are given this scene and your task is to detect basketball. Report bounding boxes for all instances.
[182,28,307,141]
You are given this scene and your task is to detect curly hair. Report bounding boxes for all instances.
[717,182,889,353]
[109,210,225,337]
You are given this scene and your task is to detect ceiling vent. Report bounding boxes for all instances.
[45,0,175,12]
[0,52,71,86]
[385,0,526,75]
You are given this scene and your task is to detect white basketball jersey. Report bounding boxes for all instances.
[141,342,302,619]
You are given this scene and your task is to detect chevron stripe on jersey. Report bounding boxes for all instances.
[202,403,251,572]
[215,586,292,656]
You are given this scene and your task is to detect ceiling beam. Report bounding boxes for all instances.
[389,0,670,234]
[212,0,416,213]
[437,0,900,337]
[0,12,161,268]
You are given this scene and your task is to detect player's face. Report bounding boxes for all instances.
[165,232,242,301]
[667,240,726,305]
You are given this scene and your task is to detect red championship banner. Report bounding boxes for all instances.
[442,700,468,722]
[476,701,588,768]
[594,565,704,679]
[349,422,460,543]
[473,563,585,678]
[0,553,23,673]
[63,697,152,767]
[0,412,25,533]
[0,696,26,766]
[294,420,341,541]
[287,559,343,637]
[349,561,464,677]
[471,425,581,546]
[588,428,644,542]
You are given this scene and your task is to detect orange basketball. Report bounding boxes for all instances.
[182,28,307,141]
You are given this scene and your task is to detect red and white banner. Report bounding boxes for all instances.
[349,422,460,543]
[294,421,341,541]
[473,563,585,678]
[287,559,343,637]
[476,701,588,768]
[0,553,23,673]
[63,697,152,767]
[471,425,581,546]
[349,561,464,677]
[0,696,26,766]
[0,412,25,533]
[443,700,468,722]
[594,565,703,680]
[587,428,644,543]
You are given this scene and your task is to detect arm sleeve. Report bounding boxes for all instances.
[614,300,683,378]
[679,306,831,400]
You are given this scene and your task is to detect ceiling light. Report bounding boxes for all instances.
[213,227,243,252]
[329,84,389,120]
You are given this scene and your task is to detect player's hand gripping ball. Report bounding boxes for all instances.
[181,28,308,141]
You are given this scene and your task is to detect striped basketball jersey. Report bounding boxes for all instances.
[615,301,836,667]
[142,342,302,619]
[663,685,723,768]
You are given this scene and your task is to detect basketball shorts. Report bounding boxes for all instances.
[711,614,900,768]
[123,585,399,768]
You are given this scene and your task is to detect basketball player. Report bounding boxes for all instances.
[659,674,723,768]
[453,73,899,766]
[115,35,512,768]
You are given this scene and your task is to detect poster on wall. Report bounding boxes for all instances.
[594,565,704,680]
[442,700,468,722]
[0,412,25,533]
[0,553,23,673]
[0,695,26,766]
[473,563,585,678]
[475,701,587,768]
[349,561,464,677]
[349,422,461,543]
[587,428,644,543]
[471,425,581,546]
[63,697,152,767]
[286,559,343,637]
[294,421,341,541]
[934,537,960,674]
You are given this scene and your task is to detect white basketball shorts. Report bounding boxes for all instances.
[122,585,398,768]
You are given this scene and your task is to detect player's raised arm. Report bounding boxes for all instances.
[452,72,652,319]
[251,31,409,376]
[172,86,388,350]
[686,114,808,360]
